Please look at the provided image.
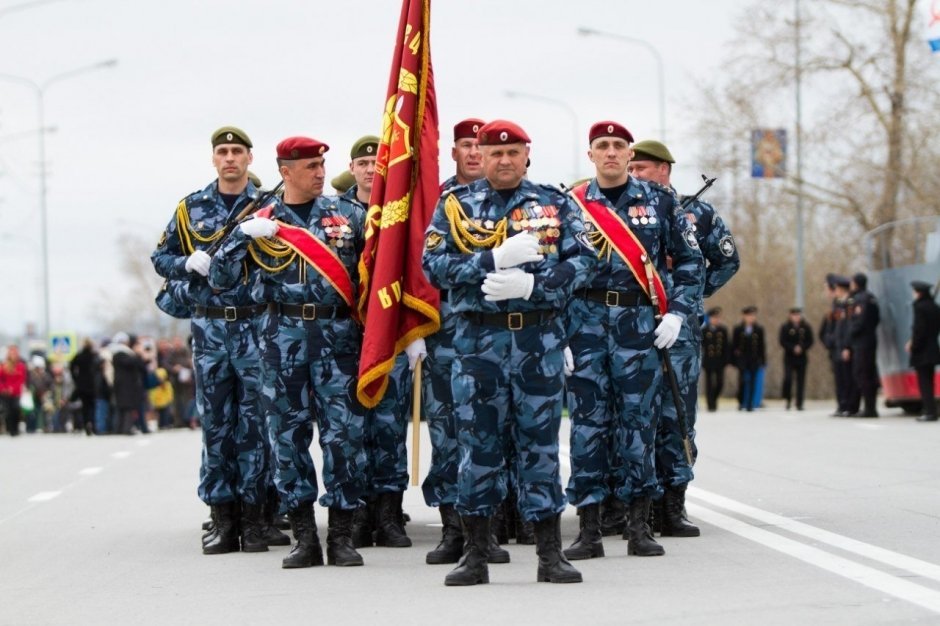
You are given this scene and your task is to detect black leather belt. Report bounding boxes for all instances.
[194,304,266,321]
[269,302,351,320]
[579,289,651,307]
[461,310,556,331]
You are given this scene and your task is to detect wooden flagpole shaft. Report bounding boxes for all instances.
[411,357,423,486]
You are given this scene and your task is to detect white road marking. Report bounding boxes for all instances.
[111,451,132,459]
[78,467,103,476]
[853,423,885,431]
[136,439,152,447]
[27,491,61,503]
[686,502,940,615]
[689,487,940,583]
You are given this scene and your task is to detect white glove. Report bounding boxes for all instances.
[184,250,211,276]
[404,338,427,371]
[482,268,535,302]
[239,217,279,239]
[563,346,574,377]
[492,233,543,270]
[654,313,683,350]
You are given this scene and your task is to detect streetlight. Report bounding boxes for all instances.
[504,90,581,182]
[793,0,805,308]
[0,58,117,342]
[578,27,667,142]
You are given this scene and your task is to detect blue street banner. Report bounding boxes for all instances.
[751,128,787,179]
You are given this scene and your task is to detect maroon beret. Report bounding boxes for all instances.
[454,118,485,141]
[588,121,634,145]
[477,119,531,146]
[276,136,329,160]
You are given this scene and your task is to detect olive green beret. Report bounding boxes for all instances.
[247,171,262,188]
[211,126,252,148]
[631,140,674,164]
[331,170,356,194]
[350,135,380,160]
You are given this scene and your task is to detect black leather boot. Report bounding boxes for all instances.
[534,514,583,583]
[262,498,291,547]
[600,495,626,537]
[327,508,364,566]
[240,501,269,552]
[351,497,375,548]
[624,498,665,556]
[492,498,510,544]
[374,492,411,547]
[660,485,700,537]
[426,505,464,564]
[444,516,490,586]
[563,504,604,560]
[649,496,663,535]
[282,503,324,568]
[515,513,535,545]
[203,502,239,555]
[488,533,511,564]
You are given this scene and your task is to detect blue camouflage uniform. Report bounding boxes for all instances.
[343,185,412,498]
[423,178,597,522]
[420,175,462,507]
[565,178,703,508]
[209,194,367,513]
[655,198,739,488]
[151,180,268,507]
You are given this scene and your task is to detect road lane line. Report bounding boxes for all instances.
[686,502,940,614]
[111,451,132,459]
[27,491,61,503]
[689,487,940,583]
[79,467,103,476]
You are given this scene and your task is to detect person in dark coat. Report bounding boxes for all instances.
[69,339,100,435]
[701,307,730,411]
[906,281,940,422]
[779,307,814,410]
[108,332,148,435]
[732,306,766,411]
[848,273,881,417]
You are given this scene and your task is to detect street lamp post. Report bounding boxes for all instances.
[794,0,805,308]
[578,27,667,142]
[0,58,117,341]
[504,90,581,182]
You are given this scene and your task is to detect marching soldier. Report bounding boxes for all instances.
[702,307,730,412]
[626,139,738,538]
[562,123,703,562]
[848,273,881,417]
[151,127,269,555]
[779,307,814,410]
[209,136,368,569]
[732,306,766,411]
[423,119,596,585]
[342,135,417,549]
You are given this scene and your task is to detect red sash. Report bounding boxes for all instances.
[570,182,668,316]
[255,206,358,319]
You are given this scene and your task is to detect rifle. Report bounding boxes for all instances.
[679,175,717,210]
[642,255,694,466]
[205,180,284,255]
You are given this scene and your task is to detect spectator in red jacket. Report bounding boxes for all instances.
[0,345,28,436]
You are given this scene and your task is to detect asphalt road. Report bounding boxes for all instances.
[2,400,939,626]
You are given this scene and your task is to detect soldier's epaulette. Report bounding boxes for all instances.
[181,188,209,205]
[536,182,565,196]
[646,180,673,195]
[445,183,473,199]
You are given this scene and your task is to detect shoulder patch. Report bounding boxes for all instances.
[684,228,700,250]
[719,234,735,257]
[425,232,444,251]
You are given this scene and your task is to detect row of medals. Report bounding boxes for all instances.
[512,205,560,254]
[629,205,657,226]
[322,215,353,248]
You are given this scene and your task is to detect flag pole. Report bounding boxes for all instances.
[410,357,423,486]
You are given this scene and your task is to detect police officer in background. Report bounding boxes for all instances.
[562,123,703,562]
[151,127,269,556]
[210,136,368,569]
[819,274,841,415]
[831,277,859,416]
[342,135,417,549]
[423,119,597,585]
[626,139,738,538]
[779,307,814,410]
[848,273,881,417]
[906,281,939,422]
[702,307,730,412]
[732,306,766,411]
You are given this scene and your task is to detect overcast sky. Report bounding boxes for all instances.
[0,0,759,338]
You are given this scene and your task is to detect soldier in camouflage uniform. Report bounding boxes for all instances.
[628,140,739,538]
[340,135,417,549]
[151,127,269,556]
[209,136,368,569]
[562,124,703,562]
[423,119,596,586]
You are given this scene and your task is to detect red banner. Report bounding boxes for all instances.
[356,0,440,408]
